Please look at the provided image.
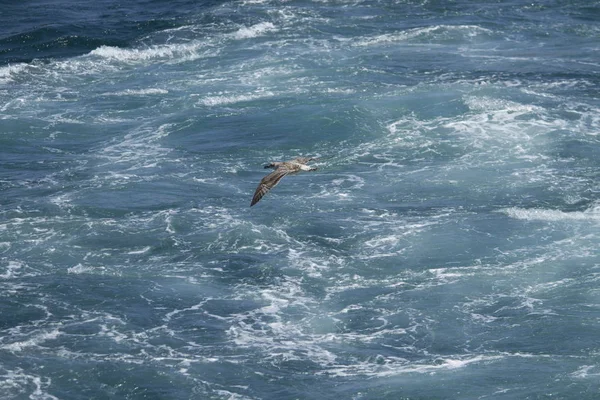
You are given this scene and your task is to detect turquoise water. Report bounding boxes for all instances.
[1,0,600,398]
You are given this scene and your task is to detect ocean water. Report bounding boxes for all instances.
[1,0,600,398]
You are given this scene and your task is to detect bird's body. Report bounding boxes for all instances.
[250,157,318,206]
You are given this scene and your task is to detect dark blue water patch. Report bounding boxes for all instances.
[570,4,600,22]
[26,356,198,400]
[553,138,600,164]
[0,147,71,186]
[0,148,86,209]
[74,181,188,212]
[0,300,48,330]
[485,314,600,356]
[209,253,289,287]
[0,274,224,329]
[0,0,230,65]
[170,101,383,156]
[0,27,130,65]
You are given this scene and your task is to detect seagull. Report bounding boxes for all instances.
[250,157,319,206]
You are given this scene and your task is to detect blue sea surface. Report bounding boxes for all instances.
[1,0,600,398]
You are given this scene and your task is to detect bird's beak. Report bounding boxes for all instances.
[264,164,272,169]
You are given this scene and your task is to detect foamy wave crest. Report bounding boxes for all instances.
[502,204,600,222]
[232,22,277,40]
[90,41,212,63]
[0,63,28,84]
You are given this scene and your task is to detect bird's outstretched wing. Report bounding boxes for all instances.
[251,168,291,206]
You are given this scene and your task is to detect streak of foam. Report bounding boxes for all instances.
[104,88,169,96]
[287,248,345,278]
[571,365,600,379]
[359,219,440,260]
[350,208,450,261]
[502,203,600,222]
[97,123,173,169]
[321,354,504,378]
[310,174,365,202]
[188,206,307,256]
[353,25,495,47]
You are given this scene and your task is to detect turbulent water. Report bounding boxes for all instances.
[1,0,600,398]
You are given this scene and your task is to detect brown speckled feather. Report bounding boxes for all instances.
[250,157,318,206]
[251,168,291,206]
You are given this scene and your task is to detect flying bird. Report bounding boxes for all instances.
[251,157,319,206]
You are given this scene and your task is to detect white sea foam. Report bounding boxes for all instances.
[287,248,344,277]
[354,25,494,47]
[212,389,253,400]
[323,354,504,378]
[0,96,29,113]
[571,365,600,379]
[445,97,562,152]
[0,368,58,400]
[165,300,211,322]
[0,63,28,84]
[90,40,214,63]
[0,261,23,279]
[127,246,152,255]
[310,173,366,201]
[226,277,339,367]
[67,263,104,274]
[105,88,169,96]
[231,22,277,40]
[464,96,543,114]
[199,90,276,106]
[98,123,174,168]
[2,329,61,352]
[0,242,10,253]
[502,204,600,222]
[573,104,600,136]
